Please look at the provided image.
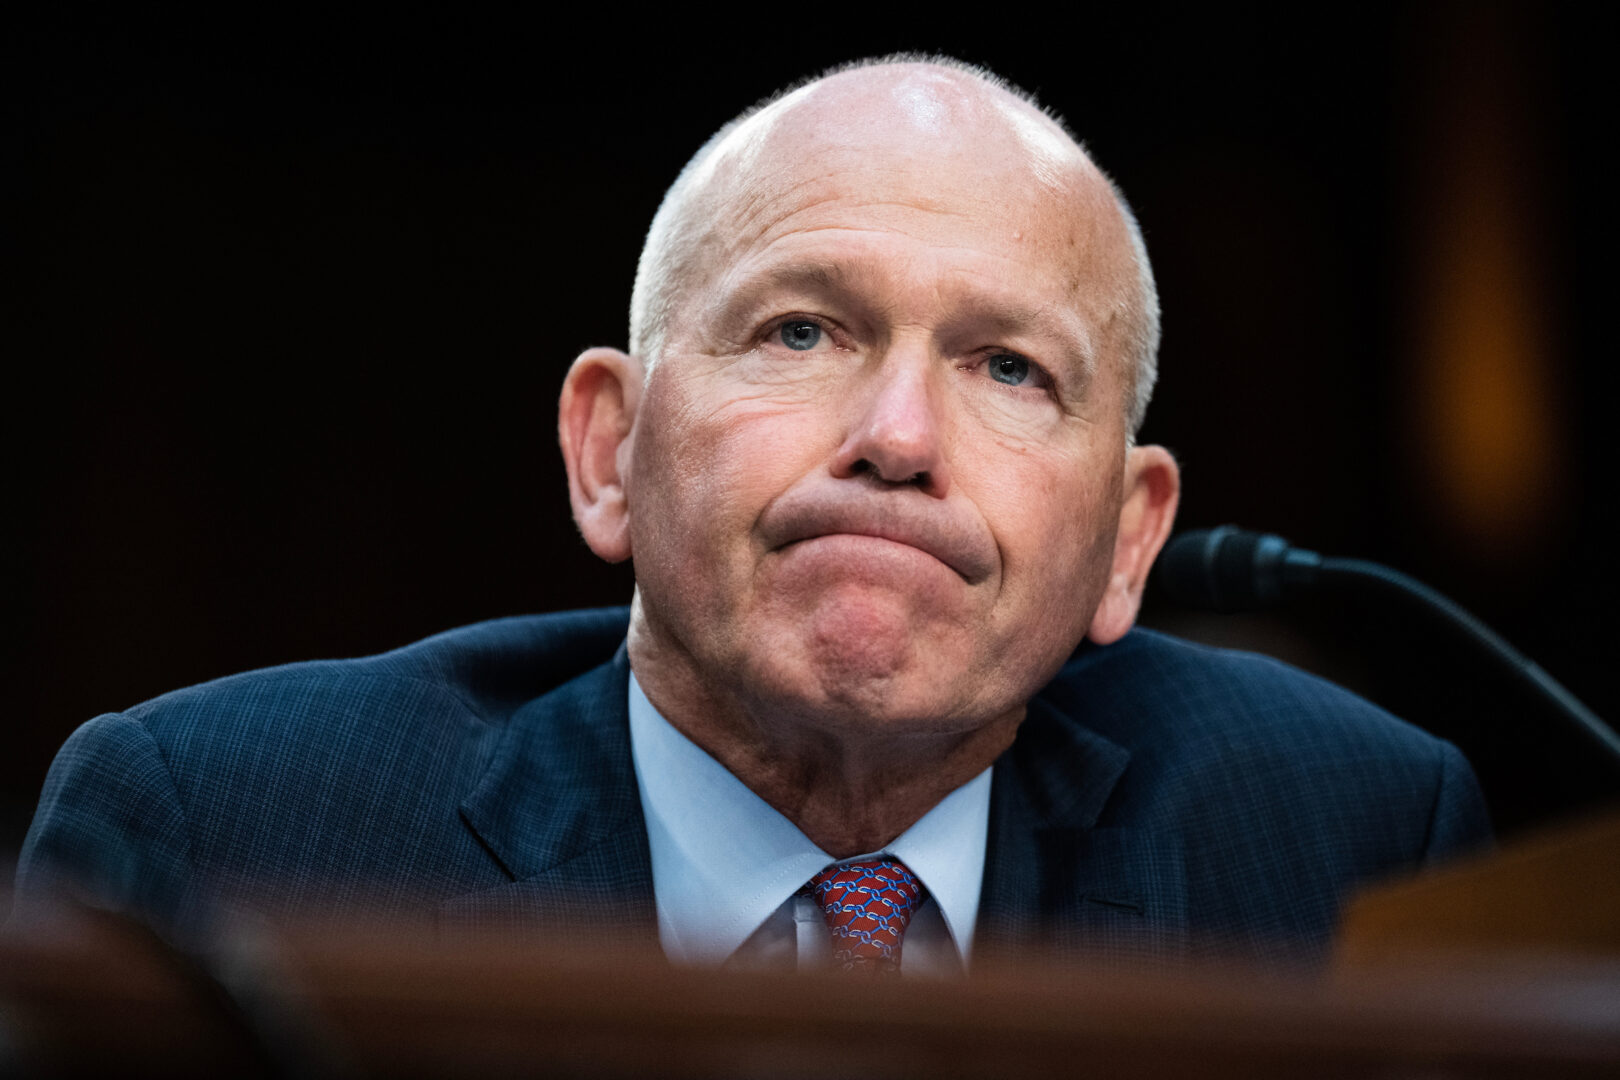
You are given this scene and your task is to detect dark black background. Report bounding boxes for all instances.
[4,5,1614,871]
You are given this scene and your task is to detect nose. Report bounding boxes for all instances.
[831,348,952,497]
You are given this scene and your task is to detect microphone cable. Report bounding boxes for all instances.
[1156,525,1620,770]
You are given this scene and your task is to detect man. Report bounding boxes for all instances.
[17,56,1489,972]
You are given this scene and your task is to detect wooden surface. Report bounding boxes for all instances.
[5,904,1619,1078]
[8,811,1620,1077]
[1338,805,1620,964]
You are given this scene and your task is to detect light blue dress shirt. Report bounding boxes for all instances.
[627,672,991,975]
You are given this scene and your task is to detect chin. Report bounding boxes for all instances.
[741,600,989,733]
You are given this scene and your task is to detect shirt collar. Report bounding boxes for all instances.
[627,671,990,966]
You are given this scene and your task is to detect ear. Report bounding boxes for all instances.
[1087,445,1181,645]
[558,347,643,563]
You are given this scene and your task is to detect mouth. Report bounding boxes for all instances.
[782,531,957,575]
[762,490,997,584]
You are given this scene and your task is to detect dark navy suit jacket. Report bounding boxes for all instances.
[17,607,1490,962]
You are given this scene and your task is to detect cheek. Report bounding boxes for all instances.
[956,383,1072,445]
[974,445,1122,602]
[631,379,838,571]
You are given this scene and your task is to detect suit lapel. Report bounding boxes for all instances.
[438,634,1188,959]
[442,646,657,941]
[979,693,1188,964]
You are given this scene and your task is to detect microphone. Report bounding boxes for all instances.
[1157,525,1321,613]
[1156,526,1620,768]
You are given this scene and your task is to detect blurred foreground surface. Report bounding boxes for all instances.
[7,809,1618,1077]
[5,905,1619,1078]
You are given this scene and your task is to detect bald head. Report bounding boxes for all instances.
[628,56,1161,435]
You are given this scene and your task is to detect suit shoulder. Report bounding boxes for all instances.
[1031,630,1488,953]
[1042,629,1486,853]
[25,608,631,913]
[1046,628,1446,766]
[124,606,631,735]
[109,606,630,804]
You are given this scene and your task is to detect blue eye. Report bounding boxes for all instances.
[988,353,1030,385]
[780,321,822,351]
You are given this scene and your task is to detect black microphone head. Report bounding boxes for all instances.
[1157,526,1294,612]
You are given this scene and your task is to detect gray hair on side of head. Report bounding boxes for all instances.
[627,53,1162,439]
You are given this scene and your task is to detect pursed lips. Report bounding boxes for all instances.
[760,488,998,584]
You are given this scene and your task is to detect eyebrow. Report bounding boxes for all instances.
[699,259,856,347]
[716,260,854,311]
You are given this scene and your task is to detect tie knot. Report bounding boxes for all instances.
[806,858,927,975]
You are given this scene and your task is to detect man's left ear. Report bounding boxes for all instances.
[1087,444,1181,645]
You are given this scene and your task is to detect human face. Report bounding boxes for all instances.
[623,78,1145,738]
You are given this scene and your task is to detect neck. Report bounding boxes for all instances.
[628,606,1021,858]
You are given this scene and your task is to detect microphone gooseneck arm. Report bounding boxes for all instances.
[1157,526,1620,770]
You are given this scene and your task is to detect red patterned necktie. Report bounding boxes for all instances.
[806,858,927,975]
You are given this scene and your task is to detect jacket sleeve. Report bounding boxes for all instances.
[14,713,202,934]
[1422,740,1494,863]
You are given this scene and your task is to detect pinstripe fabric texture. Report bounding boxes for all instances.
[16,607,1490,961]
